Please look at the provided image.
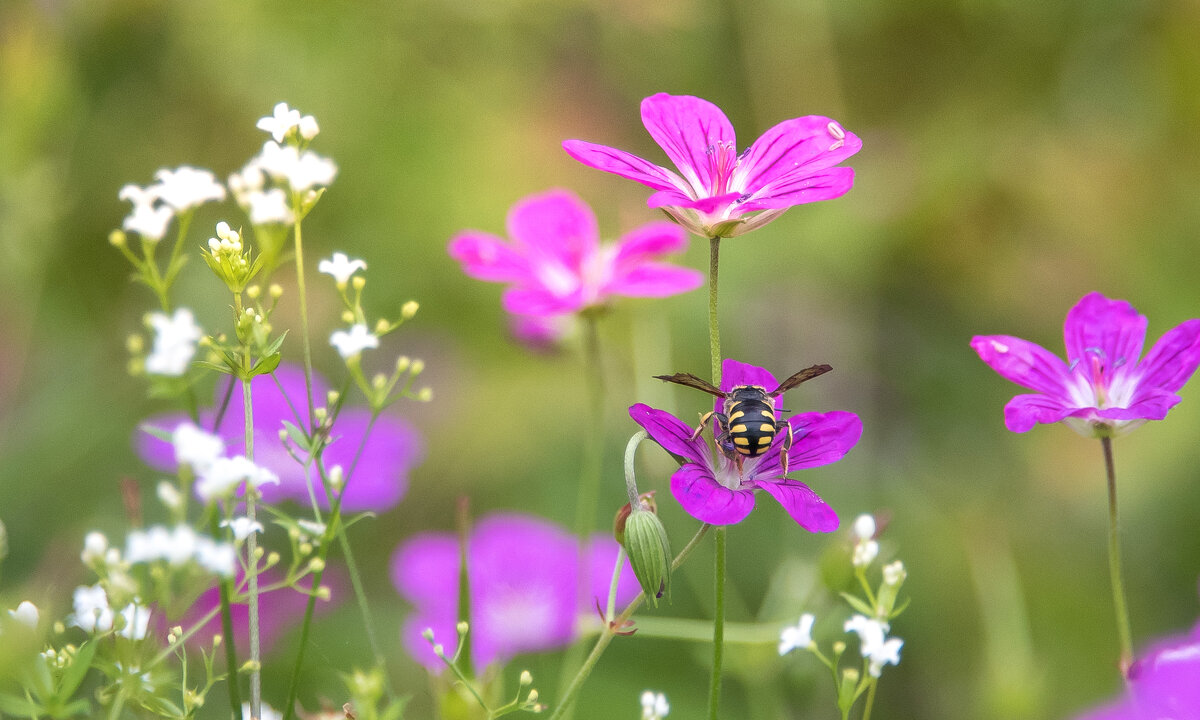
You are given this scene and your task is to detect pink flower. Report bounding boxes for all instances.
[629,359,861,528]
[563,93,861,239]
[448,189,703,318]
[390,514,640,671]
[972,292,1200,436]
[1076,622,1200,720]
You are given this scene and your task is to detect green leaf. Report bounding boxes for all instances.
[838,592,875,617]
[888,597,911,619]
[57,639,98,699]
[262,330,289,357]
[250,352,281,377]
[193,360,236,375]
[281,421,313,453]
[50,698,93,718]
[0,692,41,716]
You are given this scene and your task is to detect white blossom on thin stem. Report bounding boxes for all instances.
[247,188,294,225]
[852,513,879,568]
[222,517,264,541]
[256,102,303,143]
[195,455,279,501]
[71,585,114,633]
[145,308,203,376]
[255,141,337,192]
[125,525,236,577]
[318,252,367,284]
[122,201,175,241]
[153,166,226,212]
[844,614,903,677]
[330,323,379,359]
[778,613,816,655]
[8,601,39,629]
[171,422,224,474]
[640,691,669,720]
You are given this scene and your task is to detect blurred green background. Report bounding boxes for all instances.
[2,0,1200,717]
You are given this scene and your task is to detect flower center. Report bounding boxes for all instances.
[1070,347,1129,408]
[705,141,740,196]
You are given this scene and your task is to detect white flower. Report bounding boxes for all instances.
[145,308,203,376]
[844,614,903,677]
[257,102,303,143]
[71,585,114,633]
[242,702,284,720]
[640,691,669,720]
[247,188,294,225]
[118,183,159,207]
[853,514,876,540]
[119,603,151,640]
[298,114,320,140]
[297,519,327,539]
[195,541,236,577]
[81,531,109,564]
[123,202,175,241]
[171,422,225,473]
[883,560,906,586]
[778,613,816,655]
[254,141,337,191]
[222,517,264,541]
[124,525,235,577]
[156,481,183,510]
[153,166,226,212]
[8,601,39,629]
[196,455,279,501]
[330,323,379,359]
[318,252,367,284]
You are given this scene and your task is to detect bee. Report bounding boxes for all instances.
[654,365,832,474]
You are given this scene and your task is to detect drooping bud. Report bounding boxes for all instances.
[619,496,672,606]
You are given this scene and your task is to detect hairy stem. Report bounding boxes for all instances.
[242,376,261,718]
[1100,436,1134,674]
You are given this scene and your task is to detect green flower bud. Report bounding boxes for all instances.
[621,506,672,606]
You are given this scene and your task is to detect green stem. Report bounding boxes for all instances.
[574,311,606,537]
[1100,436,1134,674]
[547,524,712,720]
[861,680,877,720]
[707,237,722,383]
[242,375,262,719]
[624,430,650,506]
[210,512,242,717]
[291,208,317,428]
[708,526,727,720]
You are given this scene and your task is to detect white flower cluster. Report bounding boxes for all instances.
[169,422,278,501]
[145,308,203,376]
[255,102,319,143]
[119,166,226,241]
[69,585,151,639]
[852,513,879,568]
[640,691,669,720]
[227,103,334,226]
[844,615,904,678]
[125,525,237,577]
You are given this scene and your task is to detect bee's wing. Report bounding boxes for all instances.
[653,373,726,398]
[769,364,832,396]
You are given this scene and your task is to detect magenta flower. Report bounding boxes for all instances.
[390,514,640,671]
[1076,622,1200,720]
[630,359,861,528]
[448,188,703,319]
[971,292,1200,436]
[563,93,862,239]
[137,364,423,511]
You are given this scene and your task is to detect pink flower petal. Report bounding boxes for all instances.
[1003,393,1079,433]
[562,139,684,194]
[1063,292,1147,385]
[754,479,839,532]
[603,262,704,298]
[612,221,689,265]
[737,116,862,196]
[629,403,708,464]
[389,534,459,607]
[448,231,532,283]
[778,411,862,470]
[970,334,1074,396]
[1135,318,1200,394]
[738,166,856,212]
[670,463,755,525]
[506,189,599,269]
[640,93,737,194]
[647,189,741,213]
[716,359,781,414]
[501,286,584,317]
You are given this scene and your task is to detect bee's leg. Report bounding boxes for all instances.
[690,411,716,441]
[779,421,794,474]
[712,413,736,456]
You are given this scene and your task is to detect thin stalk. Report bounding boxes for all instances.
[706,235,725,720]
[1100,436,1134,674]
[707,237,722,383]
[708,526,727,720]
[210,512,243,717]
[291,208,317,428]
[547,523,712,720]
[242,375,262,719]
[861,680,877,720]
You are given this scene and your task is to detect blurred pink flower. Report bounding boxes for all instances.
[1076,622,1200,720]
[390,514,640,671]
[564,93,861,238]
[972,292,1200,436]
[448,189,703,319]
[137,364,423,511]
[629,359,860,528]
